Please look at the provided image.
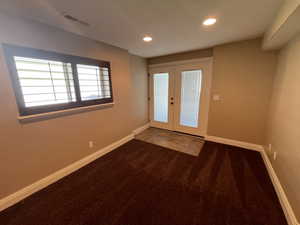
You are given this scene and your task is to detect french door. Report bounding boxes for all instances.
[149,59,212,136]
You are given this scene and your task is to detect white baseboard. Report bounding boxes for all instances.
[0,131,136,212]
[205,135,264,152]
[205,135,299,225]
[133,123,150,135]
[1,129,298,225]
[260,148,299,225]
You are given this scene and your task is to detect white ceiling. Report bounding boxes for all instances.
[0,0,283,57]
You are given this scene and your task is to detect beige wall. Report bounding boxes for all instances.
[129,54,149,125]
[265,34,300,221]
[0,13,148,199]
[148,38,277,145]
[147,48,213,65]
[207,39,277,144]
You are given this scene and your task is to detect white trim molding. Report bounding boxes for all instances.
[205,135,264,151]
[0,124,150,212]
[205,135,299,225]
[132,123,150,135]
[261,148,300,225]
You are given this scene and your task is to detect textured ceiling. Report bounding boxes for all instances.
[0,0,283,57]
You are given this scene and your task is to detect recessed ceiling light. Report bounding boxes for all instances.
[143,36,153,42]
[203,18,217,26]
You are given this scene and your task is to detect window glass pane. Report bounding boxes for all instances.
[77,64,111,101]
[180,70,202,128]
[153,73,169,123]
[23,94,55,103]
[14,56,76,107]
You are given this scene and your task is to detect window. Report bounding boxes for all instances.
[14,57,76,107]
[77,64,111,101]
[3,44,113,116]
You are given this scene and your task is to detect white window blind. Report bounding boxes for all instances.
[14,56,76,107]
[77,64,111,101]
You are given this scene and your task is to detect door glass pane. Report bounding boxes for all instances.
[153,73,169,123]
[180,70,202,128]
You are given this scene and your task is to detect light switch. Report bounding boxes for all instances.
[213,94,220,101]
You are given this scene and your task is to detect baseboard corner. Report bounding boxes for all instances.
[133,123,150,135]
[205,135,299,225]
[260,147,299,225]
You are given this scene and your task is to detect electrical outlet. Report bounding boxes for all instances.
[273,152,277,160]
[89,141,94,148]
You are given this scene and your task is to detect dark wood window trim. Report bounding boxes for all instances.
[3,44,114,116]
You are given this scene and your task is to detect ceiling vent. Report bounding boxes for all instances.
[63,14,90,26]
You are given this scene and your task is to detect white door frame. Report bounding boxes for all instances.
[148,57,213,136]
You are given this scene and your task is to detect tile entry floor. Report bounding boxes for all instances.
[135,127,205,156]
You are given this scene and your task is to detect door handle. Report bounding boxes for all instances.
[170,102,174,105]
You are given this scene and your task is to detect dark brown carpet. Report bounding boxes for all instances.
[0,139,287,225]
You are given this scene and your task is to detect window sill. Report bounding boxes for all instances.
[18,102,114,123]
